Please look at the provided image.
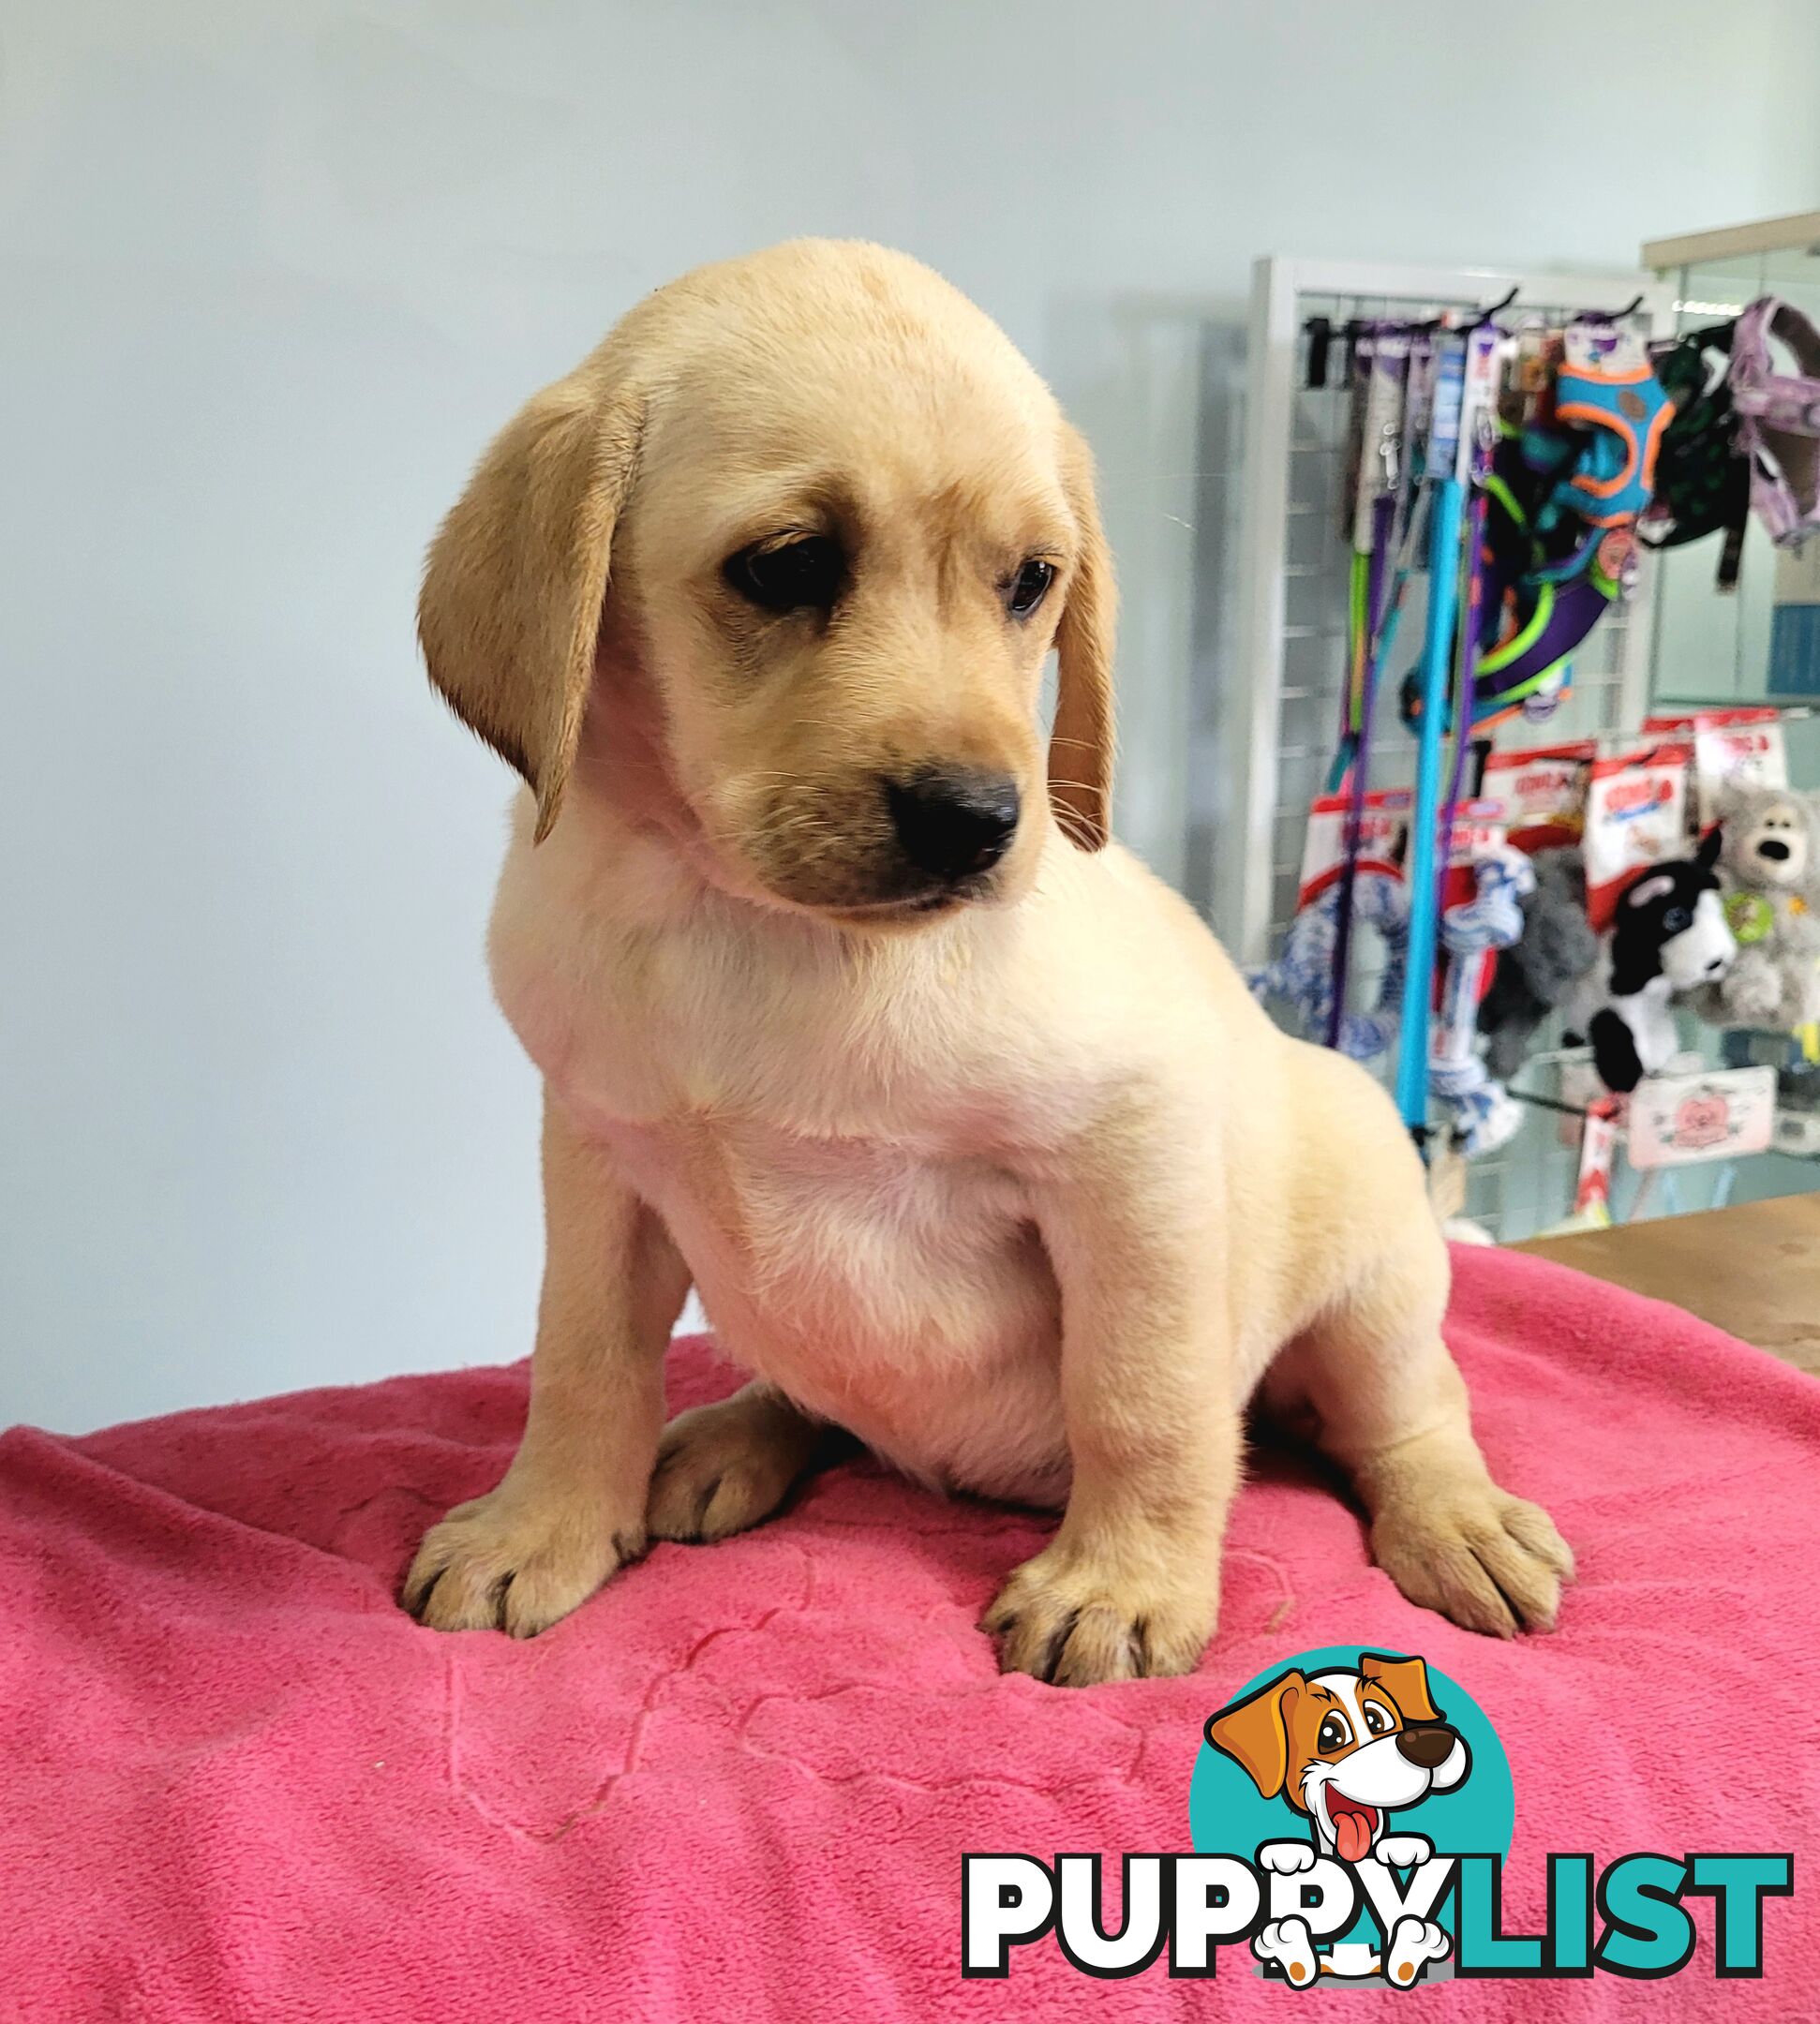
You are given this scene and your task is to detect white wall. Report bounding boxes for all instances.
[6,0,1819,1432]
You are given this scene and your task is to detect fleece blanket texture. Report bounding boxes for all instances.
[1,1244,1815,2022]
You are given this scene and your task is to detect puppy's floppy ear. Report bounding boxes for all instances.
[1049,423,1116,851]
[1205,1670,1304,1800]
[419,365,644,843]
[1360,1652,1441,1724]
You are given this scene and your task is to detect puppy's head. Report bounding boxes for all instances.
[1206,1654,1469,1862]
[419,240,1114,922]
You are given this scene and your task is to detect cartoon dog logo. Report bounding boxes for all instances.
[1206,1652,1469,1987]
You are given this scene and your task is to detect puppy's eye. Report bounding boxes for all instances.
[724,535,844,615]
[1317,1714,1352,1753]
[1662,906,1691,935]
[1363,1704,1393,1736]
[1003,557,1055,618]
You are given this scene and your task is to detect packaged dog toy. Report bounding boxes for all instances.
[1481,741,1594,854]
[1582,741,1692,930]
[1295,788,1411,903]
[1642,707,1787,831]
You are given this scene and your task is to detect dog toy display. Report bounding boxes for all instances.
[1289,290,1820,1178]
[1564,830,1734,1094]
[1477,847,1601,1081]
[1690,783,1820,1034]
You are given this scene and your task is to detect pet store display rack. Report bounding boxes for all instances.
[1216,258,1678,1239]
[1217,257,1677,969]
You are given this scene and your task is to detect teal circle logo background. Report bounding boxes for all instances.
[1190,1646,1514,1946]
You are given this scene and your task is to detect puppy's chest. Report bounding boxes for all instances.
[507,901,979,1129]
[643,1117,1042,1324]
[501,913,1059,1366]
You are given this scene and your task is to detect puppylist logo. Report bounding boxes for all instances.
[962,1646,1792,1988]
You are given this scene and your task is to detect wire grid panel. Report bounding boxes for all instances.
[1222,257,1678,1237]
[1269,292,1646,951]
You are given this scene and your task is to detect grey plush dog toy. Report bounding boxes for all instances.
[1477,847,1602,1081]
[1690,783,1820,1033]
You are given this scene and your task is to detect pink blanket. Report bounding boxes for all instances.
[2,1246,1815,2020]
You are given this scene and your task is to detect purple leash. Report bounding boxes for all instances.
[1436,485,1490,897]
[1324,490,1396,1048]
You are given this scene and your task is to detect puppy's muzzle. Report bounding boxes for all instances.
[884,767,1021,886]
[1757,838,1791,861]
[1394,1723,1460,1769]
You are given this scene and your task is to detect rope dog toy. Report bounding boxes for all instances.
[1249,871,1410,1063]
[1429,845,1534,1156]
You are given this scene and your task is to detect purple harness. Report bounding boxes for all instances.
[1731,297,1820,548]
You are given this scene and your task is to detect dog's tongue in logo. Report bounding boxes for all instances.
[1327,1796,1378,1863]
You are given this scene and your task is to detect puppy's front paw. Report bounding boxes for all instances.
[981,1545,1214,1687]
[646,1387,818,1544]
[1373,1834,1433,1868]
[401,1481,639,1638]
[1259,1840,1318,1875]
[1372,1486,1573,1639]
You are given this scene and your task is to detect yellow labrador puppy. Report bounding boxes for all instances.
[403,240,1570,1685]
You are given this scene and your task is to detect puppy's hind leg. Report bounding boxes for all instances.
[1261,1243,1573,1638]
[647,1382,849,1543]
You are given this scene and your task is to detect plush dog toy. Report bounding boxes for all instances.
[1476,846,1601,1081]
[1690,783,1820,1032]
[1564,829,1733,1093]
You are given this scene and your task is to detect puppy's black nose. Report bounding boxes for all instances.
[1395,1725,1457,1769]
[885,768,1021,883]
[1758,838,1791,861]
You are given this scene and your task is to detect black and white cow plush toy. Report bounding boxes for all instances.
[1565,829,1734,1094]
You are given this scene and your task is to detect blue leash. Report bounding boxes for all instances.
[1394,474,1465,1132]
[1393,334,1470,1136]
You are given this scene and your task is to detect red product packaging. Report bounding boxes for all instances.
[1641,707,1787,829]
[1296,789,1410,906]
[1437,801,1509,1005]
[1480,741,1595,854]
[1583,742,1692,930]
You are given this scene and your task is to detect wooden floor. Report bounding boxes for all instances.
[1514,1191,1820,1376]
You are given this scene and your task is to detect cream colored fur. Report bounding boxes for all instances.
[402,240,1570,1684]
